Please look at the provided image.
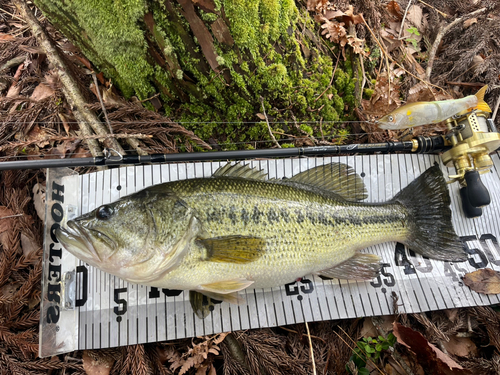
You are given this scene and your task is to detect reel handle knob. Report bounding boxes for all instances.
[460,187,483,218]
[465,170,491,207]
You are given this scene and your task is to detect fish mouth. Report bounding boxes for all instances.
[56,221,104,262]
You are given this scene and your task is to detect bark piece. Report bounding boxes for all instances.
[211,18,234,46]
[177,0,220,72]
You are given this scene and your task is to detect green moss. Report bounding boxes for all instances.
[363,88,374,99]
[298,124,312,135]
[34,0,359,147]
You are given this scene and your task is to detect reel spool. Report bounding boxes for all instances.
[441,110,500,218]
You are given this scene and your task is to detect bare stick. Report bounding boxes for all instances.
[417,0,448,18]
[398,0,412,40]
[13,0,125,157]
[0,133,153,153]
[0,55,26,73]
[260,97,281,148]
[92,73,113,134]
[492,94,500,123]
[362,14,449,96]
[304,321,317,375]
[426,7,487,80]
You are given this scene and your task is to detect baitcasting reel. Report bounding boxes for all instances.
[441,110,500,218]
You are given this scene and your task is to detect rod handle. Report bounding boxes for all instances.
[465,170,491,207]
[460,187,483,218]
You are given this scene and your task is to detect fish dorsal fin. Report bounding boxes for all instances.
[287,163,368,201]
[474,85,492,112]
[197,235,265,263]
[316,253,381,280]
[213,162,268,180]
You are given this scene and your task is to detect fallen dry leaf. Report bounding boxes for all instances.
[0,33,16,41]
[32,182,46,223]
[387,1,402,20]
[393,322,472,375]
[21,232,40,258]
[463,18,477,28]
[463,268,500,294]
[443,336,478,358]
[30,82,55,101]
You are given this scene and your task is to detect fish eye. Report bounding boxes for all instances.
[96,205,114,220]
[388,115,394,122]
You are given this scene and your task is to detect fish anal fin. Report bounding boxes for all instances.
[213,162,268,180]
[316,253,381,280]
[287,163,367,201]
[475,85,492,112]
[198,236,265,263]
[199,278,254,294]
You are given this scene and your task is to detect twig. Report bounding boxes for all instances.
[260,96,281,148]
[305,321,317,375]
[417,0,448,18]
[0,55,26,73]
[315,51,340,102]
[0,133,152,153]
[491,94,500,123]
[6,63,24,96]
[426,7,487,80]
[398,0,412,40]
[91,73,113,135]
[13,0,125,157]
[390,348,415,375]
[0,214,24,219]
[362,14,449,96]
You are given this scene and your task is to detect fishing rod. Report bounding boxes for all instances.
[1,111,499,219]
[0,134,447,170]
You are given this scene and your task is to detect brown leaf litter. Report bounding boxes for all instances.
[463,268,500,295]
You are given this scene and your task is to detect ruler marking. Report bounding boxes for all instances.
[48,155,500,356]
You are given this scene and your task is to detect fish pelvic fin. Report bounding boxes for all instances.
[391,165,467,262]
[475,85,492,112]
[197,235,265,263]
[316,253,381,280]
[198,278,254,294]
[189,290,244,319]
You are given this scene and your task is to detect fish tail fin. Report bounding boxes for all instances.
[391,165,467,261]
[475,85,492,112]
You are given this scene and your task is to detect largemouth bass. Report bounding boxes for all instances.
[377,85,491,130]
[56,162,466,318]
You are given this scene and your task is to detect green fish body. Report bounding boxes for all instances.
[56,163,466,317]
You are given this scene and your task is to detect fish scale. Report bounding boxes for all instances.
[159,177,410,289]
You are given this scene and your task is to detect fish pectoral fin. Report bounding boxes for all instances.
[189,290,244,319]
[284,163,367,201]
[198,278,254,294]
[316,253,381,280]
[197,236,265,263]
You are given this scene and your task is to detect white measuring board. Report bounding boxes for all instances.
[39,153,500,357]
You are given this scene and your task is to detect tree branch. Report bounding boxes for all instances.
[13,0,125,157]
[425,7,487,81]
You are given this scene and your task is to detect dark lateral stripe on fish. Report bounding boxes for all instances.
[203,206,406,228]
